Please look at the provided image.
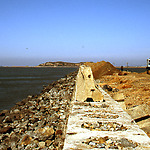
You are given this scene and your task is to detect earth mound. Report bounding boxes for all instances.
[84,61,120,79]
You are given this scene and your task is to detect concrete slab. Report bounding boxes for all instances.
[76,65,103,102]
[63,81,150,149]
[127,104,150,120]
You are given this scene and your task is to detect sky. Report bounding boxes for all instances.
[0,0,150,66]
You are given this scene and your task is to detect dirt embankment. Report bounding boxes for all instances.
[87,61,150,137]
[99,72,150,137]
[99,72,150,108]
[84,61,120,79]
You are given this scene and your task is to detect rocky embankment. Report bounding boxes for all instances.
[0,71,77,149]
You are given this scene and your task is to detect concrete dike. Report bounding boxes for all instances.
[0,65,150,149]
[63,65,150,149]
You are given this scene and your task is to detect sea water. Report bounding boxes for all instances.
[0,67,77,111]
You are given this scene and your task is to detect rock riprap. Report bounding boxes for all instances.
[0,71,77,150]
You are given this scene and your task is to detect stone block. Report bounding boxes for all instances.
[118,101,126,110]
[76,65,103,102]
[113,93,124,102]
[127,104,150,120]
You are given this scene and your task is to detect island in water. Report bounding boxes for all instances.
[38,61,85,67]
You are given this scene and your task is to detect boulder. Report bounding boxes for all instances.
[0,126,13,134]
[0,110,9,116]
[103,85,112,91]
[113,93,126,110]
[21,134,32,145]
[137,118,150,128]
[127,104,150,120]
[141,125,150,136]
[137,118,150,137]
[35,126,54,141]
[55,129,63,135]
[113,93,125,102]
[39,142,45,148]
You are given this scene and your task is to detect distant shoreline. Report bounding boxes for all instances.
[0,66,79,68]
[1,66,146,68]
[116,66,146,68]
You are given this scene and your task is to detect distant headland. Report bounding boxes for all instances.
[38,61,85,67]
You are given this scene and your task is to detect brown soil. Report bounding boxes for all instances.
[84,61,120,79]
[98,70,150,137]
[99,71,150,109]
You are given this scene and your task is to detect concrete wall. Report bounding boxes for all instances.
[76,65,103,102]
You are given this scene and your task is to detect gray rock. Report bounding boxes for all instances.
[118,138,136,148]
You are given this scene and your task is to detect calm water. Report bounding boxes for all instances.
[0,67,77,111]
[116,67,146,73]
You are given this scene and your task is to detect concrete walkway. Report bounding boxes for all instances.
[63,67,150,149]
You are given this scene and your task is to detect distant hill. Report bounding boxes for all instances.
[39,61,85,67]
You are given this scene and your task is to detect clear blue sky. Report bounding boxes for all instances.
[0,0,150,66]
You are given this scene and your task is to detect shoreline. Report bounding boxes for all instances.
[0,64,147,68]
[116,66,146,68]
[0,66,79,68]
